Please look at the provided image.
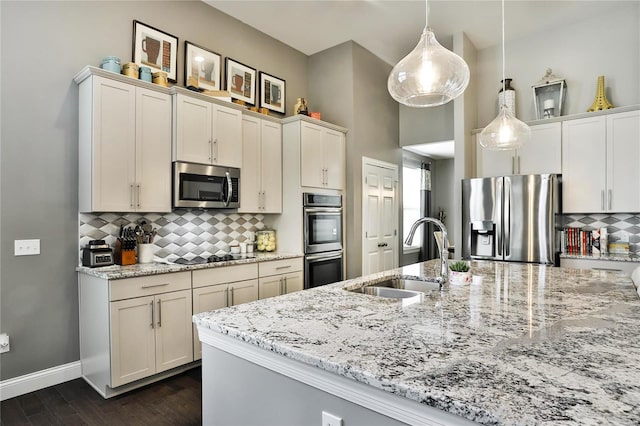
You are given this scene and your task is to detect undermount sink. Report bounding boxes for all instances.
[348,277,441,300]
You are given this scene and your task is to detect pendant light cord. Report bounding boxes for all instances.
[501,0,506,97]
[425,0,429,29]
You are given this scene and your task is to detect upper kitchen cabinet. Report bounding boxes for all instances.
[283,116,346,191]
[562,109,640,213]
[476,122,562,177]
[239,114,282,213]
[172,89,242,168]
[75,67,171,213]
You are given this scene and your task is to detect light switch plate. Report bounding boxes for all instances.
[321,411,343,426]
[14,239,41,256]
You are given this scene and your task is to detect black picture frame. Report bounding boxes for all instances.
[184,41,222,92]
[225,57,256,105]
[259,71,286,114]
[132,20,178,82]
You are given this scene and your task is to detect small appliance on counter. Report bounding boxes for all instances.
[82,240,114,268]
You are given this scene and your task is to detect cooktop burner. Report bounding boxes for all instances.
[172,253,256,265]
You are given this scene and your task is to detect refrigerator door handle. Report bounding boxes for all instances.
[496,178,503,257]
[504,177,511,257]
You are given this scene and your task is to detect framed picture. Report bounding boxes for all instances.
[184,41,221,91]
[259,72,286,113]
[225,57,256,105]
[132,20,178,82]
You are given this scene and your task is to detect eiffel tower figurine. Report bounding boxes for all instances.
[587,75,614,112]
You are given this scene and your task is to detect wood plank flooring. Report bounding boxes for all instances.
[1,367,201,426]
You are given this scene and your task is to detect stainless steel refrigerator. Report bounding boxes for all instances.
[462,174,561,264]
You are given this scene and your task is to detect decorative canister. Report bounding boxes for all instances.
[122,62,139,79]
[256,230,276,252]
[139,66,152,82]
[293,97,308,115]
[101,56,121,73]
[498,78,516,115]
[152,71,168,87]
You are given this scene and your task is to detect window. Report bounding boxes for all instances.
[403,166,422,249]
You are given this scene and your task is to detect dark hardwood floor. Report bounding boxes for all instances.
[1,367,201,426]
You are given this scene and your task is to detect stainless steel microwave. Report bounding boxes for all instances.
[173,162,240,209]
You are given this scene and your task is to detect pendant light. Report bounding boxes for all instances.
[387,0,470,108]
[479,0,531,150]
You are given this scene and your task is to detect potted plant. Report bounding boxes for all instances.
[449,260,471,285]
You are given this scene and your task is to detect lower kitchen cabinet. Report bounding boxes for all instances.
[78,271,193,398]
[258,257,304,299]
[192,264,259,360]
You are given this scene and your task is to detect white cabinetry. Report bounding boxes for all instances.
[75,67,171,212]
[562,110,640,213]
[258,257,304,299]
[79,271,193,397]
[192,264,259,360]
[560,258,640,276]
[476,122,561,177]
[240,114,282,213]
[173,91,242,168]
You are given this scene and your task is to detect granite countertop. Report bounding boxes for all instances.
[194,260,640,425]
[560,252,640,262]
[76,252,302,280]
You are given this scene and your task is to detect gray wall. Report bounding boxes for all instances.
[309,42,399,279]
[0,0,307,381]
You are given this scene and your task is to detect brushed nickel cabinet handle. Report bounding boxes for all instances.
[130,184,134,208]
[208,139,212,162]
[283,277,288,294]
[136,184,141,209]
[229,287,234,306]
[601,190,605,210]
[275,265,291,270]
[608,189,612,210]
[150,300,154,329]
[141,283,170,289]
[157,299,162,327]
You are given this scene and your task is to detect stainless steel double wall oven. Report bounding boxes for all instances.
[303,193,344,288]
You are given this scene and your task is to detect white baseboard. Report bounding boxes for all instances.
[0,361,82,401]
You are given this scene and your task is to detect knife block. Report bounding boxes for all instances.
[114,240,136,266]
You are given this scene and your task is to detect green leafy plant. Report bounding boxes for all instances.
[449,260,470,273]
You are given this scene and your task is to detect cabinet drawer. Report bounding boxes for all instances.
[192,263,258,288]
[109,272,191,301]
[259,258,303,277]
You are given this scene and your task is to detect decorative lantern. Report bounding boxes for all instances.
[532,69,566,120]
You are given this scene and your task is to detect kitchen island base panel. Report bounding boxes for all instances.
[200,328,477,426]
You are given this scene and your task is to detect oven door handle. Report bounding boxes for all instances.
[305,252,343,262]
[303,208,342,214]
[224,171,232,207]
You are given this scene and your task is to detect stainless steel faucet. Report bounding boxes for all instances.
[404,217,449,285]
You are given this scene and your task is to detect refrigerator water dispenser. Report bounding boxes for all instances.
[470,221,495,258]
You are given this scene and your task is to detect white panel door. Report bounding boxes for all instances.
[175,94,212,164]
[261,120,282,212]
[192,284,229,360]
[258,276,282,300]
[282,271,304,294]
[519,122,562,175]
[562,116,607,213]
[362,160,398,275]
[476,143,514,177]
[110,296,156,387]
[229,279,259,306]
[239,115,261,212]
[135,88,172,212]
[212,105,242,168]
[92,76,136,211]
[323,128,346,190]
[607,110,640,212]
[300,122,324,188]
[154,290,193,373]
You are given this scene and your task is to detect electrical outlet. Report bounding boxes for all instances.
[14,239,40,256]
[0,333,9,353]
[321,411,343,426]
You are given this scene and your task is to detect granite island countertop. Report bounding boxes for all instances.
[194,260,640,425]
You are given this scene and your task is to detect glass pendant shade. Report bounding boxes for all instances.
[479,105,531,150]
[387,27,470,108]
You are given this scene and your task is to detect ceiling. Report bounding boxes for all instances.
[204,0,626,159]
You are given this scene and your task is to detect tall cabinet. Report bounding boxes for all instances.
[75,66,172,212]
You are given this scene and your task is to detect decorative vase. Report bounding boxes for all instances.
[587,75,614,112]
[449,271,471,285]
[498,78,516,116]
[293,97,308,115]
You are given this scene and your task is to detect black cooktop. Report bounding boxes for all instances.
[172,254,256,265]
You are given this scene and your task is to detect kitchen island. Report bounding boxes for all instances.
[194,260,640,425]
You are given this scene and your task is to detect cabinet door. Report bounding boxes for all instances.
[135,88,172,212]
[261,120,282,213]
[229,279,259,306]
[192,284,229,361]
[213,105,242,168]
[258,275,283,300]
[323,129,346,190]
[475,136,514,177]
[300,122,325,188]
[92,76,136,211]
[239,115,261,213]
[607,110,640,212]
[518,122,562,175]
[282,271,303,294]
[155,290,193,373]
[175,94,212,164]
[110,296,156,387]
[562,117,607,213]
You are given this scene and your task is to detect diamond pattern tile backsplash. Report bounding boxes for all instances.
[562,213,640,254]
[79,210,265,261]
